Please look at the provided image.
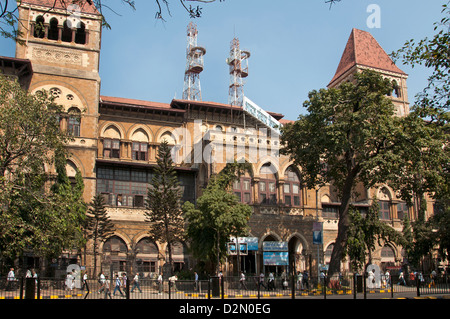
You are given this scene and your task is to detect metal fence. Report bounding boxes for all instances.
[1,273,448,299]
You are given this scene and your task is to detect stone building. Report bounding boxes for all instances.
[2,1,437,278]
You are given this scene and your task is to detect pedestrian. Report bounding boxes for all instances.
[65,271,74,291]
[398,270,406,286]
[98,271,106,293]
[81,271,88,290]
[429,270,436,288]
[122,272,127,291]
[239,271,247,290]
[158,272,163,294]
[296,271,303,290]
[113,274,124,296]
[194,272,199,291]
[385,270,390,289]
[131,273,142,293]
[302,270,309,290]
[103,275,112,299]
[409,271,415,286]
[169,275,178,291]
[268,272,275,291]
[259,272,267,289]
[6,268,15,291]
[319,271,326,288]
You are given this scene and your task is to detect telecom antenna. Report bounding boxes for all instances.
[226,38,250,106]
[183,22,206,101]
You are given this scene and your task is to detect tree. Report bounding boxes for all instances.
[145,140,184,276]
[0,75,82,264]
[281,70,409,277]
[391,2,450,268]
[183,162,252,274]
[48,147,87,256]
[1,0,224,42]
[346,201,404,272]
[85,194,115,276]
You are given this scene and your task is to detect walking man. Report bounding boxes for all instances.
[131,273,142,293]
[113,274,124,297]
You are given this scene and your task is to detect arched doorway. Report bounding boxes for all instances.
[135,238,159,278]
[288,236,307,276]
[262,235,288,276]
[102,236,128,275]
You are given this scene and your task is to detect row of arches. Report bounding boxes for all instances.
[33,15,87,44]
[228,162,302,206]
[98,236,189,276]
[101,123,176,145]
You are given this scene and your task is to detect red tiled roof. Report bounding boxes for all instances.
[171,99,285,120]
[20,0,100,15]
[329,28,405,87]
[100,96,173,110]
[172,99,241,110]
[279,119,294,125]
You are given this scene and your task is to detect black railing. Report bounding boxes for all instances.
[0,273,448,299]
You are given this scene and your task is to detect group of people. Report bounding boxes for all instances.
[97,271,132,298]
[237,270,310,291]
[96,271,170,298]
[5,268,39,291]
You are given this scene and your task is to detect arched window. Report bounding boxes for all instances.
[136,238,159,273]
[34,16,45,38]
[103,125,121,159]
[75,22,86,44]
[103,236,127,254]
[131,129,149,161]
[259,163,277,205]
[284,166,301,207]
[392,80,401,98]
[379,201,391,220]
[67,107,81,137]
[166,242,188,272]
[61,20,72,42]
[48,18,59,40]
[233,169,252,204]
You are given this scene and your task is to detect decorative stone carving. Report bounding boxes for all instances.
[32,47,82,65]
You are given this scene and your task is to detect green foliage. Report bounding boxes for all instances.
[281,70,399,191]
[145,140,184,275]
[0,75,87,261]
[281,70,403,275]
[281,68,448,275]
[85,194,115,276]
[183,162,252,273]
[346,201,404,271]
[391,3,450,266]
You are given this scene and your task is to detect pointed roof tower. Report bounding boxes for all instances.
[328,28,406,88]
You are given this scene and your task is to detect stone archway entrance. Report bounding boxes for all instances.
[288,236,306,276]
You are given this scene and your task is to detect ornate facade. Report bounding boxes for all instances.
[2,1,437,278]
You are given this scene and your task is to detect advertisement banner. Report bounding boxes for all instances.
[262,241,288,252]
[263,252,289,266]
[229,237,259,251]
[313,222,323,245]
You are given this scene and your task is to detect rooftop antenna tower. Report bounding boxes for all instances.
[227,37,250,106]
[183,22,206,101]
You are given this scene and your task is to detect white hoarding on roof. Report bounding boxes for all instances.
[243,96,282,135]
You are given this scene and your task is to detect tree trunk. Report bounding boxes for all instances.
[328,166,359,277]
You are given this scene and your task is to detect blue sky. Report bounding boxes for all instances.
[0,0,445,120]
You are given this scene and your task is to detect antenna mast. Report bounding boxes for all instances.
[227,38,250,106]
[183,22,206,101]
